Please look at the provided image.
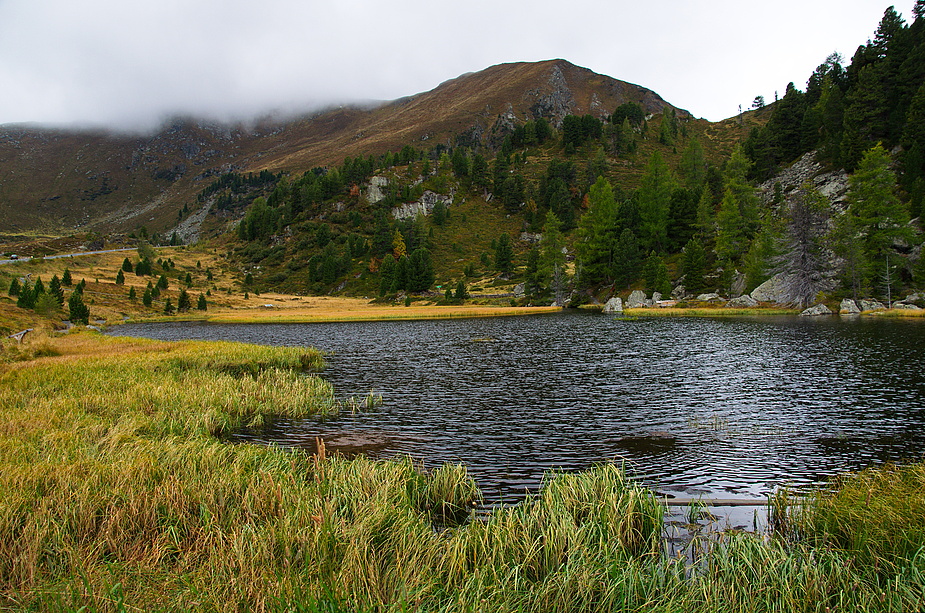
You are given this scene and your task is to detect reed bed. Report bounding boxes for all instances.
[2,333,924,611]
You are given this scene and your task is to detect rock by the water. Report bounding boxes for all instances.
[750,273,788,304]
[859,299,886,312]
[893,303,922,310]
[626,290,647,308]
[800,304,833,316]
[839,299,860,314]
[695,293,722,302]
[726,295,758,308]
[651,291,662,303]
[602,297,623,313]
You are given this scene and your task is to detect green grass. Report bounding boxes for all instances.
[2,332,925,611]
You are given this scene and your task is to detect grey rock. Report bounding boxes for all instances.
[367,176,388,204]
[729,271,746,298]
[696,293,722,302]
[513,283,525,298]
[859,299,886,312]
[651,291,662,303]
[602,297,623,313]
[626,290,647,309]
[671,284,688,300]
[750,273,789,304]
[893,303,922,310]
[391,190,452,221]
[726,295,758,308]
[800,304,833,316]
[839,299,860,314]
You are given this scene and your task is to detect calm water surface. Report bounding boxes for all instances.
[111,313,925,504]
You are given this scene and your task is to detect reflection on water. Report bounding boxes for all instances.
[111,312,925,504]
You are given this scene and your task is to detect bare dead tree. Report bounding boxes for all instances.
[776,183,835,307]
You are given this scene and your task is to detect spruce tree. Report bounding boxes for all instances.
[847,144,912,291]
[121,258,133,273]
[67,290,90,325]
[62,268,72,286]
[128,286,137,301]
[682,237,708,295]
[197,293,207,311]
[637,151,676,253]
[49,274,64,306]
[177,288,191,312]
[116,269,125,285]
[142,287,153,307]
[494,233,514,275]
[164,298,175,315]
[8,277,20,296]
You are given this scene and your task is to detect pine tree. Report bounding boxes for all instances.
[177,288,191,312]
[49,274,64,306]
[494,233,514,275]
[612,229,642,288]
[576,176,620,286]
[68,290,90,325]
[128,286,137,301]
[637,151,677,253]
[121,258,133,273]
[776,184,833,307]
[454,279,468,302]
[142,287,153,307]
[116,269,125,285]
[164,298,175,315]
[392,229,407,260]
[539,210,567,304]
[8,277,20,296]
[197,293,208,311]
[682,237,708,295]
[157,274,169,290]
[62,268,72,286]
[847,144,912,289]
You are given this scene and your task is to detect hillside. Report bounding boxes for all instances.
[0,59,738,239]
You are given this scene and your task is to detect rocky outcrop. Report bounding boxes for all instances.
[800,304,833,316]
[726,294,758,308]
[366,176,389,204]
[391,190,452,221]
[758,151,850,214]
[750,274,789,304]
[625,290,647,309]
[695,293,723,302]
[839,299,861,314]
[603,297,623,313]
[893,303,923,310]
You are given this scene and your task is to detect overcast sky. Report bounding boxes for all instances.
[0,0,917,131]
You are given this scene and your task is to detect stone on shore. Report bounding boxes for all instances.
[800,304,833,316]
[859,299,886,312]
[839,299,860,314]
[603,297,623,313]
[726,295,758,308]
[626,290,647,308]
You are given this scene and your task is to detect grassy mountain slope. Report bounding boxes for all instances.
[0,59,736,238]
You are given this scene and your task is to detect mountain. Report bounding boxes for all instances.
[0,60,694,237]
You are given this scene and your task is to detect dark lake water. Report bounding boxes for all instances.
[110,312,925,505]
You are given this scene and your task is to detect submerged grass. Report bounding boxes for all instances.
[2,332,924,611]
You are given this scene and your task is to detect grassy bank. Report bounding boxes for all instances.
[2,332,924,611]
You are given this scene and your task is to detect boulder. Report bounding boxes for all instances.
[893,303,922,310]
[859,299,886,312]
[626,290,647,308]
[750,273,788,304]
[367,176,388,204]
[800,304,833,316]
[726,294,758,308]
[696,293,722,302]
[839,299,860,315]
[652,291,662,303]
[602,297,623,313]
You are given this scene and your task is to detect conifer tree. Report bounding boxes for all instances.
[539,210,567,305]
[8,277,20,296]
[177,288,191,312]
[67,290,89,325]
[494,233,514,275]
[197,293,208,311]
[846,144,912,292]
[682,237,708,295]
[637,152,676,253]
[128,286,137,301]
[62,268,72,286]
[116,269,125,285]
[164,298,175,315]
[142,287,153,307]
[576,176,620,286]
[121,258,133,273]
[49,274,64,306]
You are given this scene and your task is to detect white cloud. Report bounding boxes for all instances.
[0,0,916,129]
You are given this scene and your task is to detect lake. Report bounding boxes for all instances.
[110,312,925,506]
